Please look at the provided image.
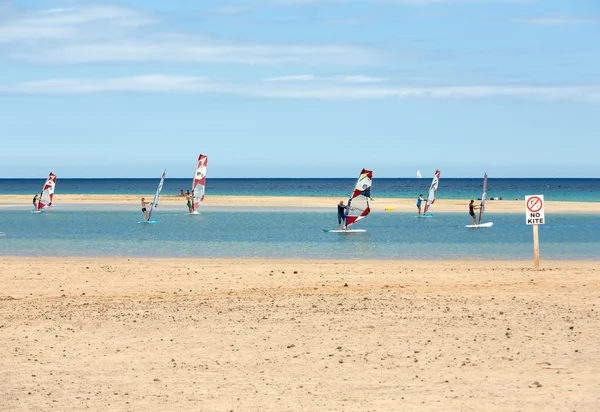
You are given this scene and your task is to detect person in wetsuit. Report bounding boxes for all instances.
[141,197,152,221]
[186,192,193,213]
[337,200,348,229]
[416,194,424,216]
[469,199,480,225]
[32,194,39,212]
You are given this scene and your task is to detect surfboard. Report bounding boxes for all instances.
[189,211,200,215]
[138,220,158,224]
[465,222,493,228]
[385,207,394,211]
[323,229,367,233]
[416,214,434,218]
[31,210,42,214]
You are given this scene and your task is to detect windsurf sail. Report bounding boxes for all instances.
[38,172,57,210]
[192,154,208,212]
[478,173,488,224]
[346,169,373,228]
[423,169,440,214]
[416,170,422,178]
[147,169,166,221]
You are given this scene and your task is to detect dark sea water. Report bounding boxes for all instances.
[1,178,599,201]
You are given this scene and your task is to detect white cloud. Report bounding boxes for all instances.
[515,16,600,25]
[264,74,386,82]
[0,5,155,43]
[2,75,598,103]
[0,5,378,66]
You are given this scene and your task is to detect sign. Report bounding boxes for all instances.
[525,194,545,225]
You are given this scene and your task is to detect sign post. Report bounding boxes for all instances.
[525,195,545,269]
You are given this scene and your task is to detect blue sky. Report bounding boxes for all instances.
[1,0,599,178]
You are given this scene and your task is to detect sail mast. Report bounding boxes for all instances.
[478,173,488,224]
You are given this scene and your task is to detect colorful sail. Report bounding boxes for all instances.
[346,169,372,228]
[478,173,488,224]
[147,169,166,221]
[38,173,57,210]
[423,169,440,214]
[192,154,208,212]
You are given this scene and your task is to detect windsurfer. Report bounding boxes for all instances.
[337,200,348,229]
[469,200,480,225]
[141,197,152,221]
[32,194,39,212]
[416,194,424,216]
[186,193,193,213]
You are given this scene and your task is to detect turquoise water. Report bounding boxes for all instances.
[1,207,598,260]
[2,178,600,201]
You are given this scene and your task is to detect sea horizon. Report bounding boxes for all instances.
[1,177,599,201]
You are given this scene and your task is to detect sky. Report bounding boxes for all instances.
[1,0,599,178]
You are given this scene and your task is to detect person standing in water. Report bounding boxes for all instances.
[416,194,424,216]
[337,200,348,229]
[469,199,480,225]
[32,194,39,212]
[141,197,152,221]
[186,192,193,213]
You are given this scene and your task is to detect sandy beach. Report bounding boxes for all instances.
[1,257,599,411]
[1,194,599,213]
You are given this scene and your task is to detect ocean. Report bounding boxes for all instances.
[2,178,600,201]
[0,206,598,260]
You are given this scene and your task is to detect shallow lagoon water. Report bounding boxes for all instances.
[1,206,598,260]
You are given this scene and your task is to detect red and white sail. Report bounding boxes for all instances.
[346,169,372,228]
[38,173,56,210]
[192,154,208,212]
[478,173,488,224]
[423,169,440,214]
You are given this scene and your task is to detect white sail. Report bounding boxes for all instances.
[416,170,422,178]
[38,173,56,210]
[346,169,372,228]
[479,173,488,224]
[147,169,166,221]
[192,154,208,212]
[423,169,440,214]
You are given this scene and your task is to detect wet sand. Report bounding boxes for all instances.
[1,194,599,213]
[1,257,599,411]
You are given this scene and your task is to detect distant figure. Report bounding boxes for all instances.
[469,199,480,225]
[337,200,347,229]
[32,194,39,212]
[499,196,503,200]
[179,189,185,197]
[416,194,424,216]
[186,190,190,197]
[186,192,193,213]
[141,197,152,221]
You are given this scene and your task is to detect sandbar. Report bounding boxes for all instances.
[1,194,598,213]
[1,257,599,411]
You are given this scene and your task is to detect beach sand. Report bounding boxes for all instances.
[1,258,599,411]
[1,194,599,213]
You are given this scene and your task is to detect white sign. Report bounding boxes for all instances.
[525,194,545,225]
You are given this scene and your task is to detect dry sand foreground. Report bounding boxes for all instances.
[1,194,600,214]
[1,258,599,412]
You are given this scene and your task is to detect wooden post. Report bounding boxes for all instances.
[533,224,540,269]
